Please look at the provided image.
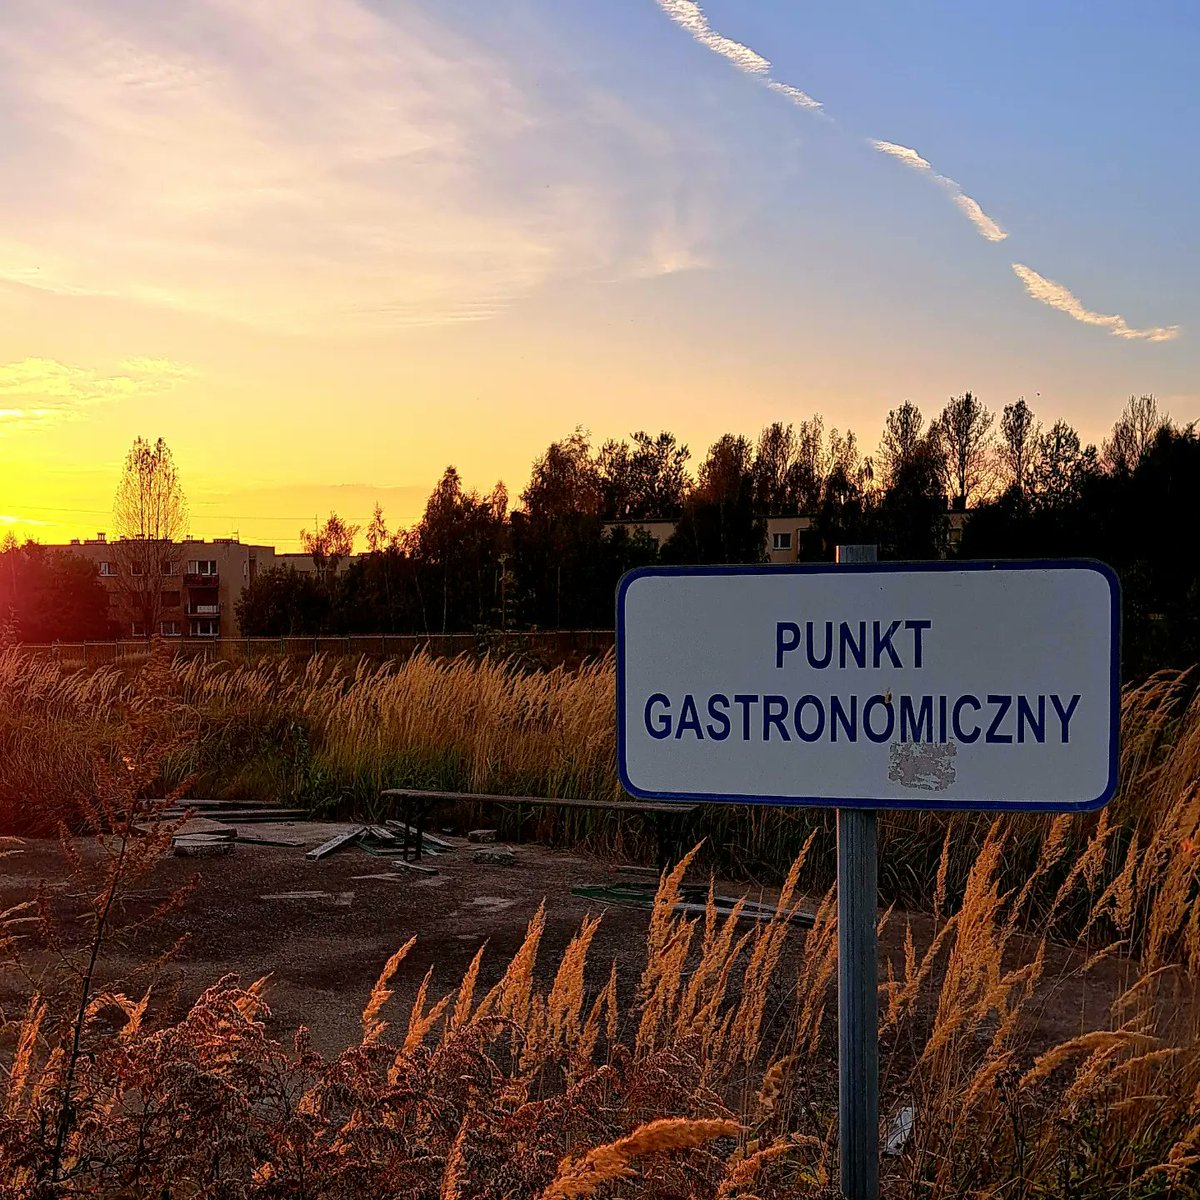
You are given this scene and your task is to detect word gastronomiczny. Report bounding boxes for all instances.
[640,619,1082,746]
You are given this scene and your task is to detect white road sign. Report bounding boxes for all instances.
[617,562,1119,811]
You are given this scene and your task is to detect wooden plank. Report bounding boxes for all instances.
[359,841,446,857]
[365,824,396,841]
[305,826,365,861]
[383,821,454,850]
[159,799,236,810]
[234,833,305,847]
[380,788,696,816]
[670,900,814,927]
[164,809,309,823]
[159,809,295,823]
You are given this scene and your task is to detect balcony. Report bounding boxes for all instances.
[184,572,219,589]
[186,604,220,617]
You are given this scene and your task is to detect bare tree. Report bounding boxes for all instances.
[751,422,800,514]
[301,513,360,590]
[794,416,830,511]
[365,503,389,554]
[877,401,927,489]
[1103,394,1170,473]
[1000,398,1039,494]
[828,427,873,494]
[1029,420,1098,506]
[111,437,188,638]
[938,392,995,508]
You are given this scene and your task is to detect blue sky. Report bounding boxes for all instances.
[0,0,1195,545]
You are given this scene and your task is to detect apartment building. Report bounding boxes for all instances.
[764,516,817,563]
[55,535,341,639]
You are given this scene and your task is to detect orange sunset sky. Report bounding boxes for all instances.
[1,0,1195,550]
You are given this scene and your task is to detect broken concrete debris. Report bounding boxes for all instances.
[137,799,313,855]
[142,817,236,840]
[173,836,235,858]
[392,859,439,876]
[473,847,516,867]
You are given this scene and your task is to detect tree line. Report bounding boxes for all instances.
[1,437,188,645]
[0,397,1193,678]
[228,394,1196,679]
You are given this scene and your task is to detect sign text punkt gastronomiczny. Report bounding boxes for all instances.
[616,561,1120,812]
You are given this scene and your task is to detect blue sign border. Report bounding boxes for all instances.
[615,559,1121,813]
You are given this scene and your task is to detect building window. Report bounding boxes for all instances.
[130,560,145,576]
[131,621,145,637]
[772,531,792,551]
[190,618,219,638]
[99,561,116,577]
[160,621,181,637]
[161,590,181,608]
[160,559,178,576]
[187,560,218,576]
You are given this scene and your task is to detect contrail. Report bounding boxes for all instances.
[1011,264,1179,342]
[656,0,771,75]
[655,1,823,108]
[767,80,823,111]
[656,1,1003,242]
[870,140,1006,242]
[652,1,1179,341]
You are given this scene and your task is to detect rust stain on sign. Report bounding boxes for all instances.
[889,741,957,791]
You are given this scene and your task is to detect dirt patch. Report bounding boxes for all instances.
[0,822,1140,1063]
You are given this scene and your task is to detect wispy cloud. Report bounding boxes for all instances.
[869,140,1007,242]
[0,0,709,334]
[1011,265,1179,342]
[0,514,51,527]
[0,357,192,431]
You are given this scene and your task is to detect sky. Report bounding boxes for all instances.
[0,0,1196,550]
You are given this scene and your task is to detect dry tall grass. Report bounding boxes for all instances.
[4,648,1200,960]
[2,639,1200,1193]
[2,828,1199,1196]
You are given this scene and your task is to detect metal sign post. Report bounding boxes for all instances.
[615,557,1120,1200]
[835,544,879,1200]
